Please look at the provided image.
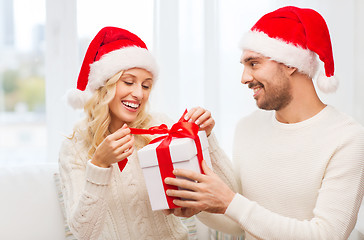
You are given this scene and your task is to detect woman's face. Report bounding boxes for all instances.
[109,68,153,131]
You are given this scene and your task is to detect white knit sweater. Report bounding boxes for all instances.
[58,113,238,240]
[223,105,364,240]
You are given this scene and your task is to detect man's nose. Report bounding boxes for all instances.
[241,68,253,85]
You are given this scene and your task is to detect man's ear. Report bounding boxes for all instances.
[285,65,297,76]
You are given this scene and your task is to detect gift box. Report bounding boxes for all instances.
[138,131,212,211]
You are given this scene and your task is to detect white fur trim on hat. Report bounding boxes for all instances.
[88,46,158,92]
[316,72,339,93]
[66,88,92,109]
[240,31,319,78]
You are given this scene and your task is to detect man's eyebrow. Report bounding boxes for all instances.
[243,56,260,63]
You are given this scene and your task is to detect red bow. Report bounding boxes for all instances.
[118,110,205,209]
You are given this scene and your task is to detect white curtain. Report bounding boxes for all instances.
[45,0,80,163]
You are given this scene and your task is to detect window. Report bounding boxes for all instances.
[0,0,46,165]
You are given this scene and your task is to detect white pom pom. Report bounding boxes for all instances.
[66,88,91,109]
[316,72,339,93]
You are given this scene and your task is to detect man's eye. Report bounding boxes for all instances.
[251,62,257,67]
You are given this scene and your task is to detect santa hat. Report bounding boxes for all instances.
[240,6,338,93]
[67,26,158,108]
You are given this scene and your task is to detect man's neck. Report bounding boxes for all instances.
[275,101,326,124]
[274,72,327,124]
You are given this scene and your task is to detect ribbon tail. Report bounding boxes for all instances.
[193,135,205,175]
[156,137,179,209]
[118,158,128,172]
[178,109,189,123]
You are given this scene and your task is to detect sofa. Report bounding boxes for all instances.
[0,163,363,240]
[0,163,65,240]
[0,163,214,240]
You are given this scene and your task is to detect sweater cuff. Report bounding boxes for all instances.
[207,132,219,153]
[225,193,253,225]
[85,160,113,195]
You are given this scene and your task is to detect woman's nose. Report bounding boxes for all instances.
[131,85,143,99]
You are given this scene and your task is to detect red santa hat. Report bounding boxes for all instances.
[240,6,338,93]
[67,26,158,108]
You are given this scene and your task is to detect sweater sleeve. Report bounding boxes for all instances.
[196,133,245,236]
[58,137,113,240]
[225,130,364,240]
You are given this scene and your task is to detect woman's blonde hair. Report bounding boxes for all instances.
[72,70,153,159]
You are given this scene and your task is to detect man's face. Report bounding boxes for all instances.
[240,50,293,111]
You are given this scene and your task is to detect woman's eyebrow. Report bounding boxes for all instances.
[121,73,136,78]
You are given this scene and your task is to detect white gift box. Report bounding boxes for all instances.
[138,131,212,211]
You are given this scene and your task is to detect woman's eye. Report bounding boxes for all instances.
[123,81,133,86]
[142,85,151,90]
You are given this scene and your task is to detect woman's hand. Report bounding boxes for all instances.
[185,107,215,136]
[91,124,134,168]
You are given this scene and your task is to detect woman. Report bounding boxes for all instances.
[59,26,237,239]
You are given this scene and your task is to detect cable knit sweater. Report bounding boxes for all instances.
[222,105,364,240]
[58,113,238,240]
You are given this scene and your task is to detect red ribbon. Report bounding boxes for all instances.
[116,124,170,172]
[118,110,205,209]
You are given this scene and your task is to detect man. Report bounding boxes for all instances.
[164,6,364,240]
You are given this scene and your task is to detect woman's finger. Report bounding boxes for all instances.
[115,137,134,155]
[199,117,214,127]
[188,108,205,123]
[114,133,132,149]
[194,110,211,126]
[185,107,198,121]
[116,144,134,161]
[108,124,131,141]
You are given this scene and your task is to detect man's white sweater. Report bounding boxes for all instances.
[224,105,364,239]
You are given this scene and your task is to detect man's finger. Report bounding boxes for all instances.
[172,199,199,208]
[162,209,172,215]
[165,176,199,191]
[172,168,206,182]
[166,188,198,200]
[201,160,214,175]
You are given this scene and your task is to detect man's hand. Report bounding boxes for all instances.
[163,207,201,218]
[164,160,236,214]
